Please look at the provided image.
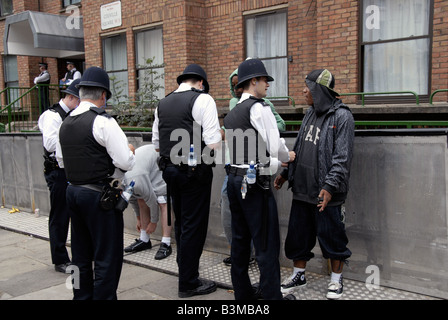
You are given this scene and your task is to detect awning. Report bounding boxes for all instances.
[3,11,84,58]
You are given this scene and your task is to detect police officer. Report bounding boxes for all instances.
[38,79,80,274]
[152,64,222,298]
[60,61,82,86]
[57,66,135,300]
[34,62,51,113]
[223,59,295,300]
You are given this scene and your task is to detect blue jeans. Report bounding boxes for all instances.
[285,199,351,262]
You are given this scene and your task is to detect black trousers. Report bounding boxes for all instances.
[285,200,351,262]
[227,173,282,300]
[44,168,71,265]
[66,184,124,300]
[162,165,213,292]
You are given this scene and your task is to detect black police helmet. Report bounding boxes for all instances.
[176,64,210,93]
[61,78,81,99]
[76,66,112,100]
[235,58,274,90]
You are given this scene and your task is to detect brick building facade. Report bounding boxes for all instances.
[0,0,447,115]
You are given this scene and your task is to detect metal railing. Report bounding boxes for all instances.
[339,91,420,106]
[0,84,63,132]
[284,120,448,130]
[1,87,448,133]
[215,96,296,108]
[429,89,448,105]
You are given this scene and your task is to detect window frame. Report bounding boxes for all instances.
[0,0,13,17]
[134,26,165,99]
[244,9,289,104]
[62,0,81,8]
[359,0,434,104]
[102,33,129,103]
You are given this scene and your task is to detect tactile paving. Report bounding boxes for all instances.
[0,208,439,300]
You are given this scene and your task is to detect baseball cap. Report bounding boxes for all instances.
[306,69,339,96]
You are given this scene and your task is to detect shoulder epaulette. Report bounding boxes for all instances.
[89,106,111,118]
[248,96,266,105]
[191,88,205,94]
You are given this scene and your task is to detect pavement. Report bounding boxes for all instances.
[0,206,442,302]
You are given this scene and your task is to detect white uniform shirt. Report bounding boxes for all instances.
[152,83,222,149]
[56,101,135,179]
[34,70,50,84]
[65,69,82,85]
[38,99,70,156]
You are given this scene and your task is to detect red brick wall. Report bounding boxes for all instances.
[431,0,448,102]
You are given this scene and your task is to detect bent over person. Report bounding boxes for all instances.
[275,69,354,300]
[57,66,135,300]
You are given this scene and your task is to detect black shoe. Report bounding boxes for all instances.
[223,256,231,266]
[124,239,152,253]
[252,282,263,300]
[154,242,172,260]
[178,279,217,298]
[282,293,297,300]
[55,262,72,274]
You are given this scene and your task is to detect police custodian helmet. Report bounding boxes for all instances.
[235,58,274,90]
[76,66,112,100]
[177,64,210,93]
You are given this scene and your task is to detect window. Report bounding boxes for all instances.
[103,34,128,103]
[3,55,19,107]
[0,0,13,16]
[245,10,288,98]
[63,0,81,7]
[362,0,432,98]
[135,27,165,99]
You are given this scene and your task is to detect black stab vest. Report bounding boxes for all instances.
[157,89,205,162]
[223,97,270,165]
[59,107,115,184]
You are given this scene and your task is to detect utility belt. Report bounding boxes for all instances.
[43,155,60,174]
[70,178,126,213]
[157,155,215,176]
[226,164,271,191]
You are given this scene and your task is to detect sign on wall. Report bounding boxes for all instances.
[101,1,122,30]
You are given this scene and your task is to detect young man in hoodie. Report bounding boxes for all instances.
[274,69,354,299]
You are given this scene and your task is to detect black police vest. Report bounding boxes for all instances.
[223,97,270,165]
[66,70,74,81]
[157,89,205,161]
[59,107,115,184]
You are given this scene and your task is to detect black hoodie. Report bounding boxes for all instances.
[285,79,354,205]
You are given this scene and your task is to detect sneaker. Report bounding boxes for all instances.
[326,276,344,299]
[154,242,172,260]
[124,239,152,253]
[281,271,306,294]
